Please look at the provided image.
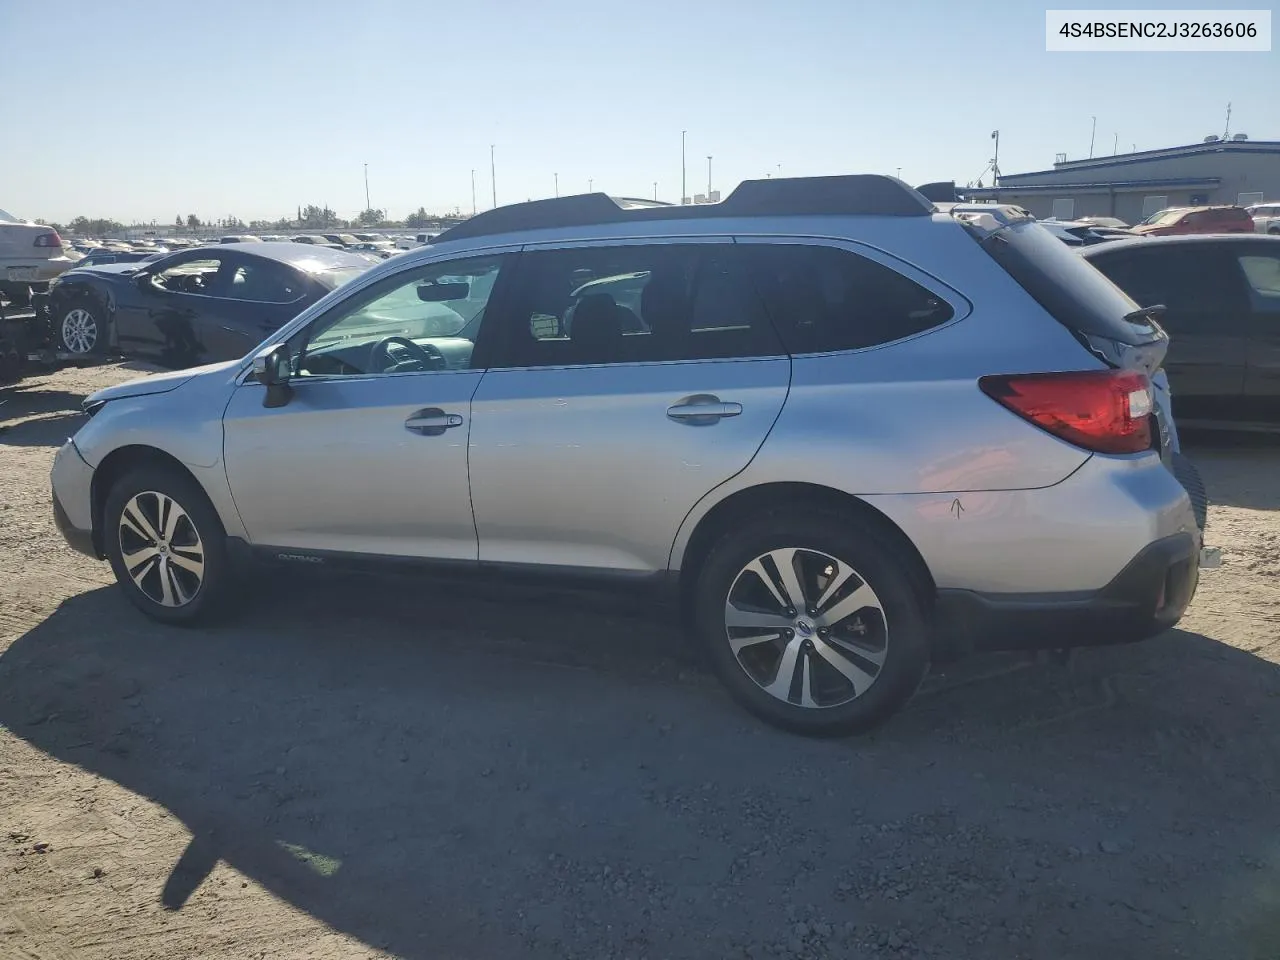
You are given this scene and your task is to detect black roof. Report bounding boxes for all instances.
[194,241,371,270]
[1080,233,1280,257]
[433,175,935,244]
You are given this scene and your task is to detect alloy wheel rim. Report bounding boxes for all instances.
[62,309,97,354]
[724,547,888,709]
[117,491,206,607]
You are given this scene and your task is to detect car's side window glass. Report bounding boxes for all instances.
[743,243,954,354]
[153,258,223,296]
[297,255,505,377]
[1238,254,1280,308]
[226,261,304,303]
[496,243,783,368]
[1095,249,1242,328]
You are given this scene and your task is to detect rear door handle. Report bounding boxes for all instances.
[666,394,743,426]
[404,407,464,436]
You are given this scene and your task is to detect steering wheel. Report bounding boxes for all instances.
[368,336,445,373]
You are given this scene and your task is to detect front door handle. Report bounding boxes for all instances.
[666,394,743,426]
[404,407,464,436]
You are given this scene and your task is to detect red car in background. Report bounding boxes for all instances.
[1132,205,1255,236]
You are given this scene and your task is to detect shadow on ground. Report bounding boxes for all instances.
[2,570,1280,959]
[1182,433,1280,511]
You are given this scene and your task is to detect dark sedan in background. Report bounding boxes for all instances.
[45,243,371,368]
[1082,234,1280,429]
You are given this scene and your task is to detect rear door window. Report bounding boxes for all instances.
[741,243,953,354]
[493,243,784,368]
[1088,246,1247,332]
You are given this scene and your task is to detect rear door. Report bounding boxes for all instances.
[115,252,228,365]
[467,239,791,572]
[1236,243,1280,422]
[1088,244,1249,421]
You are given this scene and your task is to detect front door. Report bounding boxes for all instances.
[468,240,791,572]
[114,253,229,365]
[222,252,512,560]
[1089,244,1250,422]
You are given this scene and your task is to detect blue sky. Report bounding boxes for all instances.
[1,0,1275,223]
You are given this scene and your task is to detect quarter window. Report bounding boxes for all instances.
[742,243,954,354]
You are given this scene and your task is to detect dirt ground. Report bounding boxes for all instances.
[2,361,1279,960]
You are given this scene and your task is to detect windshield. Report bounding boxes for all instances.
[1149,209,1187,226]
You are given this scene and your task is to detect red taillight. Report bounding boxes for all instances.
[34,231,62,248]
[979,369,1153,454]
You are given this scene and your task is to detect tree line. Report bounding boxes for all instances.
[37,205,464,236]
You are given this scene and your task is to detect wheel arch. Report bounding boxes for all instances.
[90,445,212,556]
[54,281,115,349]
[673,481,937,619]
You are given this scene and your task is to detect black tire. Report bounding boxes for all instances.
[56,297,109,357]
[103,465,233,625]
[1269,227,1280,236]
[692,509,931,736]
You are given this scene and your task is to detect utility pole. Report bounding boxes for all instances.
[707,155,712,197]
[471,169,476,216]
[490,144,496,209]
[363,163,371,212]
[653,181,658,201]
[1113,132,1118,155]
[1223,101,1232,140]
[991,130,1000,184]
[681,130,687,204]
[554,172,559,198]
[589,178,593,192]
[1089,116,1096,158]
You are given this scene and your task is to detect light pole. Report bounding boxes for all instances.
[706,155,712,197]
[554,172,559,198]
[1089,116,1096,158]
[896,166,902,179]
[1113,132,1118,155]
[589,178,593,192]
[490,144,496,208]
[363,163,370,212]
[471,169,476,215]
[653,181,658,201]
[681,130,687,203]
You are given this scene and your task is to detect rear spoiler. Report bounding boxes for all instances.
[935,202,1036,235]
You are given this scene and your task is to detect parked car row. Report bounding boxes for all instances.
[48,175,1212,736]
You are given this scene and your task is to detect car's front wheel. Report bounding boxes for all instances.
[103,466,233,624]
[57,300,109,357]
[693,509,931,736]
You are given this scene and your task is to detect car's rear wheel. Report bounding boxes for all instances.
[104,466,233,624]
[58,300,109,357]
[693,509,931,736]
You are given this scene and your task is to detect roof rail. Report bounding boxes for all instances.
[432,174,934,244]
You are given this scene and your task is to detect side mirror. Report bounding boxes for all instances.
[417,280,470,302]
[133,272,154,290]
[252,343,293,408]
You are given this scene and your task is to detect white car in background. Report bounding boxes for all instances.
[0,207,75,306]
[1247,203,1280,235]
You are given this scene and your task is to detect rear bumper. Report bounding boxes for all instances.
[934,531,1199,653]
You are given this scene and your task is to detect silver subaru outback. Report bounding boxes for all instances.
[50,176,1204,735]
